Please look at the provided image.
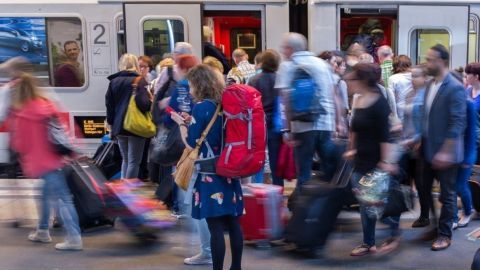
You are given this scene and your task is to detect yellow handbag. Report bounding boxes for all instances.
[174,105,221,190]
[123,76,156,138]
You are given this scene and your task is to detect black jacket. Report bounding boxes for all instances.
[105,70,151,136]
[204,42,231,74]
[248,71,278,129]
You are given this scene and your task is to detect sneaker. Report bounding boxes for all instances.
[55,238,83,251]
[459,214,473,228]
[452,222,458,230]
[183,253,212,265]
[28,229,52,243]
[412,217,430,228]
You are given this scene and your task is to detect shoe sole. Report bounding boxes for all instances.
[29,238,52,243]
[55,247,83,251]
[184,261,213,265]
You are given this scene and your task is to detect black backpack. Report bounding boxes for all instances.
[152,67,176,126]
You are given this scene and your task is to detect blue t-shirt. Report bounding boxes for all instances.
[164,79,194,128]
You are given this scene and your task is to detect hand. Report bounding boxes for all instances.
[336,122,347,138]
[170,112,185,125]
[343,149,357,161]
[432,151,455,170]
[180,112,192,124]
[282,132,299,147]
[378,161,398,174]
[390,123,403,133]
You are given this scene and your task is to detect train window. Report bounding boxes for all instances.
[117,16,126,59]
[0,17,85,88]
[468,14,479,63]
[143,19,184,58]
[410,29,450,65]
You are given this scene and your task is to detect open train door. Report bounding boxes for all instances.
[398,5,469,69]
[123,2,202,59]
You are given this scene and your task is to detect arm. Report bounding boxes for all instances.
[105,82,115,126]
[134,78,152,113]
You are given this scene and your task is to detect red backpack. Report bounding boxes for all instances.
[216,84,266,178]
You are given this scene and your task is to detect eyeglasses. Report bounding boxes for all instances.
[139,65,149,69]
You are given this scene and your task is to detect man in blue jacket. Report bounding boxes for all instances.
[421,44,467,251]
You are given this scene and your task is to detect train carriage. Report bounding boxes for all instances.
[0,0,289,163]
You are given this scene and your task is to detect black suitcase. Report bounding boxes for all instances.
[66,161,115,231]
[284,160,353,254]
[93,141,122,179]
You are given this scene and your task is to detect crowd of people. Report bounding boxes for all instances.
[2,30,480,270]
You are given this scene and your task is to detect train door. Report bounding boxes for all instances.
[398,5,469,69]
[338,5,398,62]
[123,3,202,59]
[123,2,288,67]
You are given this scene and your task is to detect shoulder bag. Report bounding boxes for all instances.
[173,105,221,191]
[123,76,156,138]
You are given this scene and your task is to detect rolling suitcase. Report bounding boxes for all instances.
[284,160,353,253]
[105,180,176,243]
[66,161,114,231]
[93,140,122,180]
[240,183,284,241]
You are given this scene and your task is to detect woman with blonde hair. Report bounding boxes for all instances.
[106,53,152,179]
[171,65,244,270]
[8,73,83,250]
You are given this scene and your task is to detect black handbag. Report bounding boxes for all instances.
[149,124,184,166]
[382,184,415,218]
[47,117,75,156]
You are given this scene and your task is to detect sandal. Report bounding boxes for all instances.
[350,244,377,256]
[379,237,400,254]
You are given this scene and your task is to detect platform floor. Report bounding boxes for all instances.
[0,178,479,270]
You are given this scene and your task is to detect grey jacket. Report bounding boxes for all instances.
[422,73,466,164]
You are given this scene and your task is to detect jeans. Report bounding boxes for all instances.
[268,129,283,186]
[39,168,81,240]
[117,135,146,179]
[455,165,474,219]
[293,130,335,186]
[422,160,458,238]
[352,172,400,246]
[206,215,243,270]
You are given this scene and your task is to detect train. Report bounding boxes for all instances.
[0,0,479,163]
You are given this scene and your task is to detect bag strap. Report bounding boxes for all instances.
[195,105,221,150]
[131,76,143,93]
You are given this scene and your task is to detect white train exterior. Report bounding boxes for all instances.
[0,0,480,163]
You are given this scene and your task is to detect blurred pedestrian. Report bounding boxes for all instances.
[8,73,82,250]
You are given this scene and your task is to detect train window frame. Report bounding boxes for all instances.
[408,27,451,66]
[140,16,187,57]
[468,13,479,63]
[114,13,126,63]
[0,14,89,91]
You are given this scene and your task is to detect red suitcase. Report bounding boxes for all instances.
[240,183,284,241]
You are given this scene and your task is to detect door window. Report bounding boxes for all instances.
[143,19,184,58]
[469,14,479,63]
[410,29,450,65]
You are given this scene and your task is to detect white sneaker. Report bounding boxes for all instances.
[28,229,52,243]
[55,238,83,251]
[452,222,459,230]
[459,214,473,228]
[184,253,213,265]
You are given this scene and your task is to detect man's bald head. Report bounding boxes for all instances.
[232,48,248,65]
[377,45,393,63]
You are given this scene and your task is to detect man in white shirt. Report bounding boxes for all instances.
[227,48,256,84]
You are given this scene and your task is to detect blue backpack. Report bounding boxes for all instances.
[288,64,324,122]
